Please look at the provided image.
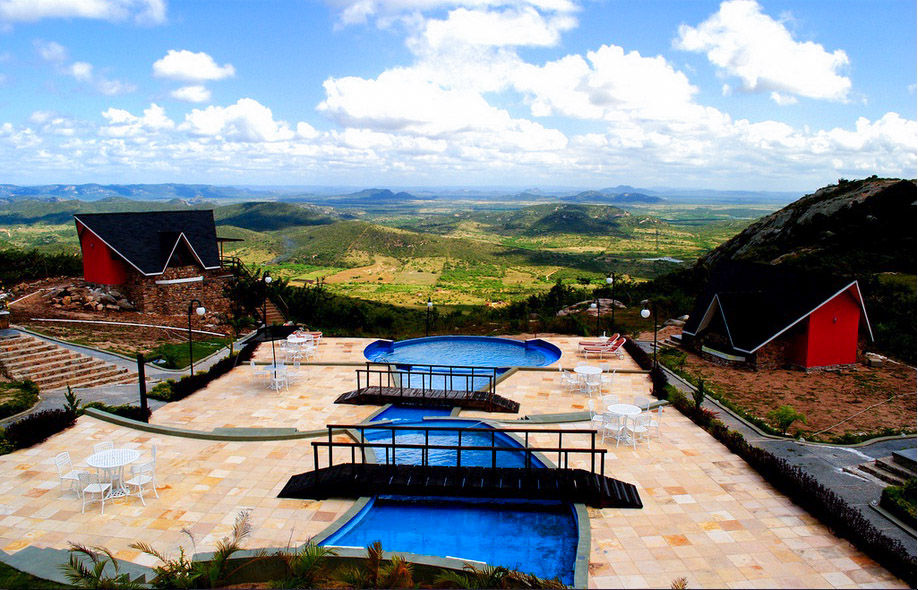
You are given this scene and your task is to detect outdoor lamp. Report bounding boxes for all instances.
[187,299,205,377]
[640,300,657,370]
[641,307,650,319]
[607,273,616,331]
[426,297,433,337]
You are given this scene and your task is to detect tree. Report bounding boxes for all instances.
[767,405,807,435]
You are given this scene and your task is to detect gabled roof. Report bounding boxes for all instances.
[74,210,221,276]
[682,262,873,353]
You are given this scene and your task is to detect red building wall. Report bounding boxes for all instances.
[77,222,128,285]
[803,287,862,368]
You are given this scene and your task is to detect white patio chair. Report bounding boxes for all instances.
[269,367,288,390]
[624,413,652,449]
[124,459,158,506]
[632,395,652,411]
[55,452,88,496]
[587,399,605,430]
[599,365,615,394]
[581,373,601,396]
[647,405,663,439]
[559,368,578,392]
[250,360,269,380]
[601,394,619,408]
[77,472,111,514]
[92,441,113,454]
[601,414,625,445]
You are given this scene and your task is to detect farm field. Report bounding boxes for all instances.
[0,201,776,308]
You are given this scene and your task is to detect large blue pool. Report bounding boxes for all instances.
[321,496,577,584]
[319,417,577,583]
[364,336,561,368]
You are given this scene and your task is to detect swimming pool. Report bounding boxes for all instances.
[319,418,576,583]
[369,405,454,423]
[321,496,578,584]
[364,336,561,368]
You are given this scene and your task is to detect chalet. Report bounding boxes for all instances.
[73,210,235,315]
[680,263,872,371]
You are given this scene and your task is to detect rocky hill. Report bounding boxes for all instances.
[697,177,916,276]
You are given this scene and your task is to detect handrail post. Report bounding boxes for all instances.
[313,443,319,470]
[457,429,462,468]
[491,430,496,469]
[391,428,396,465]
[558,432,563,468]
[424,429,429,467]
[591,433,596,474]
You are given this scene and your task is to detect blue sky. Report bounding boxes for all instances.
[0,0,915,191]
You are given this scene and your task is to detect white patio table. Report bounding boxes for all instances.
[574,365,602,393]
[86,448,139,498]
[607,403,641,444]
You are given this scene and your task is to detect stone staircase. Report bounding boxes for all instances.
[846,449,917,487]
[264,299,286,326]
[0,332,136,391]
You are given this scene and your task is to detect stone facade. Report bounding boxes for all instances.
[115,265,233,316]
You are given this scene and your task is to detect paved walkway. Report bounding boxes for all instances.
[0,337,907,588]
[640,342,916,562]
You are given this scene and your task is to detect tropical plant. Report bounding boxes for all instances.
[62,543,142,589]
[131,509,258,589]
[671,576,688,589]
[271,541,337,589]
[766,405,807,435]
[692,379,706,413]
[330,541,415,589]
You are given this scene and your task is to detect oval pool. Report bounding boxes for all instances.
[364,336,561,368]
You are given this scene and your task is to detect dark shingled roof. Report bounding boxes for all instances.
[74,210,221,276]
[682,262,869,353]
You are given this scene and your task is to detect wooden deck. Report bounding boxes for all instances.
[278,463,642,508]
[335,386,520,413]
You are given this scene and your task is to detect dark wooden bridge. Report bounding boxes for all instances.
[278,424,642,509]
[335,363,520,413]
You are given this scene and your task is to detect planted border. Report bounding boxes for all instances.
[631,339,917,585]
[148,341,257,403]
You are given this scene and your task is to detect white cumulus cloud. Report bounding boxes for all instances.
[170,85,211,103]
[675,0,851,103]
[0,0,165,24]
[153,50,235,82]
[35,40,68,62]
[179,98,294,142]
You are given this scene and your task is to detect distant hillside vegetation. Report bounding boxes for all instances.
[213,202,345,231]
[698,177,916,275]
[474,203,633,236]
[562,190,664,205]
[0,197,199,225]
[0,183,278,202]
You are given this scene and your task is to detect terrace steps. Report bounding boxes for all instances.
[0,332,136,391]
[852,455,917,487]
[279,463,642,509]
[336,386,520,413]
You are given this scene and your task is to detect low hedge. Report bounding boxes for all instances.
[880,477,917,528]
[1,408,77,451]
[148,340,257,403]
[83,402,151,423]
[659,374,916,584]
[0,380,39,420]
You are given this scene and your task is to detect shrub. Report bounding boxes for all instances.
[880,477,917,528]
[148,380,177,402]
[692,379,706,412]
[0,380,39,420]
[2,408,77,450]
[766,405,807,435]
[83,402,151,423]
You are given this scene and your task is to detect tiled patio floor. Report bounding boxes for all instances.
[0,338,903,588]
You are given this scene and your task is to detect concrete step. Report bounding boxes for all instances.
[856,460,912,487]
[46,371,138,391]
[0,339,59,359]
[9,357,103,383]
[36,366,131,390]
[892,448,917,472]
[2,350,82,374]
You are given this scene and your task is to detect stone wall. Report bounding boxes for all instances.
[119,265,232,316]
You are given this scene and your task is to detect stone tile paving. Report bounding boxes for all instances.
[0,337,905,588]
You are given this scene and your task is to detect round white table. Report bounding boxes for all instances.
[86,448,140,498]
[607,403,642,444]
[574,365,602,393]
[287,335,314,346]
[573,365,602,377]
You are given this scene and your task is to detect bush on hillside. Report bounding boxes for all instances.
[82,402,151,422]
[880,477,917,528]
[0,248,82,284]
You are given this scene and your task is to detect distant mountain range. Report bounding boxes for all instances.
[0,182,800,205]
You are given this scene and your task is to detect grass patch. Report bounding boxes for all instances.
[0,561,66,589]
[0,381,39,420]
[149,338,227,370]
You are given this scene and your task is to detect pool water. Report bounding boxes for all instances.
[321,496,577,584]
[360,418,546,468]
[320,419,574,582]
[364,336,561,368]
[370,405,454,423]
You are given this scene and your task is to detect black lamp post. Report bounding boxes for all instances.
[263,273,277,372]
[425,297,433,337]
[187,299,205,376]
[590,298,600,336]
[641,299,658,370]
[607,272,615,332]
